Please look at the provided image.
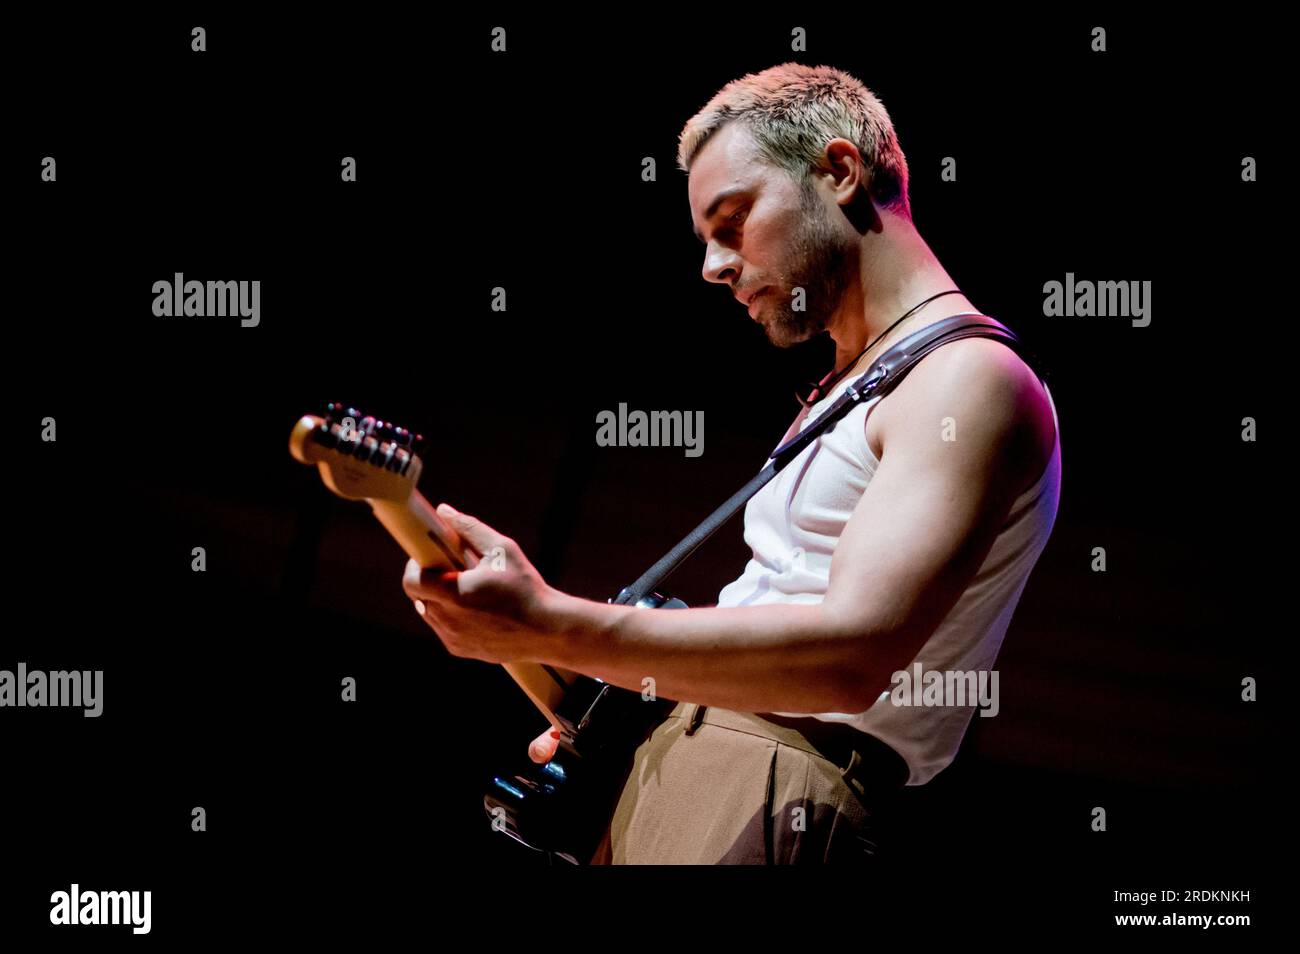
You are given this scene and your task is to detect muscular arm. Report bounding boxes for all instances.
[545,340,1050,713]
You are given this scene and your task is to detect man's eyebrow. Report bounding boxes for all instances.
[693,187,748,243]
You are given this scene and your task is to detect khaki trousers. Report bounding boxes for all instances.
[588,700,906,864]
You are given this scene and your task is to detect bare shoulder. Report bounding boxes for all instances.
[866,337,1056,495]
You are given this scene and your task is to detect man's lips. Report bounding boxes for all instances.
[744,287,768,315]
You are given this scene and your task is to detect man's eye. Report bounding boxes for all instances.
[729,209,747,224]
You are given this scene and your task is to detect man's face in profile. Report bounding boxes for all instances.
[688,122,857,347]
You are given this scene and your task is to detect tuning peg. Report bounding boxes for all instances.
[313,421,338,448]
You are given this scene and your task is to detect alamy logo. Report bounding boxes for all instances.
[1042,272,1150,327]
[595,404,704,458]
[0,663,102,717]
[50,884,151,934]
[152,273,260,327]
[888,663,1000,717]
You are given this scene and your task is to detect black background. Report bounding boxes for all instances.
[4,9,1282,940]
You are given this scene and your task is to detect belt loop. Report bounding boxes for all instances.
[839,747,862,780]
[685,703,707,735]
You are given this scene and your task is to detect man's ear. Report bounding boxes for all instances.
[822,138,867,199]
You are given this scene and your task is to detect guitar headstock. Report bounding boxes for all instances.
[289,402,426,502]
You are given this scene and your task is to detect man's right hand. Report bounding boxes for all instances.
[528,725,562,763]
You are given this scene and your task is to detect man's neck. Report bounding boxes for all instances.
[826,213,976,379]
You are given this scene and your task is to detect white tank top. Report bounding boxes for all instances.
[716,350,1062,785]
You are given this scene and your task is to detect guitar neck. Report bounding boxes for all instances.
[368,488,578,727]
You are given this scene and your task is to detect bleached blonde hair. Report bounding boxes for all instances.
[677,62,911,220]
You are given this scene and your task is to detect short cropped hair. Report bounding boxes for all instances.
[677,62,912,220]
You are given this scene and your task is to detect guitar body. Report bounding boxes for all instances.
[289,404,687,864]
[484,590,686,865]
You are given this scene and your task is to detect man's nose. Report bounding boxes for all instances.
[701,241,742,286]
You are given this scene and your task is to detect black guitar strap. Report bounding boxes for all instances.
[612,313,1048,606]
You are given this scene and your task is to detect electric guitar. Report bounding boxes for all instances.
[289,403,681,863]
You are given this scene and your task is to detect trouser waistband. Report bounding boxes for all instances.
[668,701,910,798]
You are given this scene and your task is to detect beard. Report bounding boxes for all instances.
[759,178,857,348]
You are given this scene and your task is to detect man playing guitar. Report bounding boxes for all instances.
[401,63,1060,864]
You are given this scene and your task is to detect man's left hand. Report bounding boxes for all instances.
[402,503,564,665]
